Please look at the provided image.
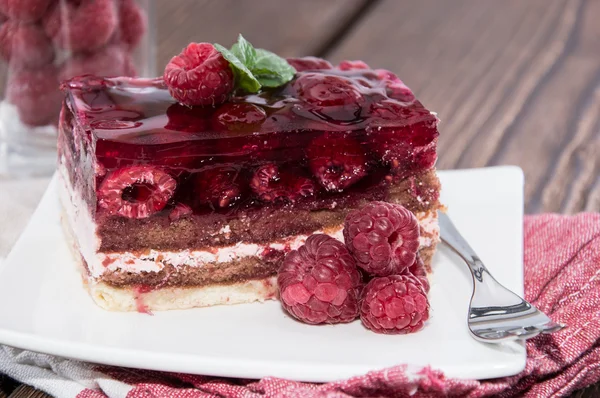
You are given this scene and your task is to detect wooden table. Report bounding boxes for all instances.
[2,0,599,396]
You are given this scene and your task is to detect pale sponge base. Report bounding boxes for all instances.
[88,277,278,312]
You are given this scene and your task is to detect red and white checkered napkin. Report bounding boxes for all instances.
[1,213,600,398]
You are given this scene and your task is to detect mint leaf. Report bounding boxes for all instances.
[252,48,296,88]
[230,34,256,67]
[214,43,261,93]
[215,35,297,93]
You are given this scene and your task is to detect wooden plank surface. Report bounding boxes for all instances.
[328,0,600,214]
[156,0,368,70]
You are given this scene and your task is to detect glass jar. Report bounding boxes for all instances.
[0,0,155,177]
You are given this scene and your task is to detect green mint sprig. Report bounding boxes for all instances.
[215,34,296,94]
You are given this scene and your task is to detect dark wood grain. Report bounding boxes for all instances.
[155,0,368,71]
[327,0,600,214]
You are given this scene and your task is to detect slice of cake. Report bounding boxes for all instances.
[58,43,441,312]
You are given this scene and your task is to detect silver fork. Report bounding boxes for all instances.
[439,212,565,343]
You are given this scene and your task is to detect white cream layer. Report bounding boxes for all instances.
[99,227,345,277]
[59,163,439,279]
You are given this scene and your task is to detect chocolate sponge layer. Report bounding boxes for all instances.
[98,169,441,252]
[97,245,437,289]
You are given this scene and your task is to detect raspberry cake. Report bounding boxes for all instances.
[58,48,442,311]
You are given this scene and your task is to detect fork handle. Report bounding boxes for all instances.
[438,212,490,284]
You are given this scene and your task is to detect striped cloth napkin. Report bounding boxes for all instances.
[1,213,599,398]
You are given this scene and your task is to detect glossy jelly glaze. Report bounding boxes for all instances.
[61,64,439,219]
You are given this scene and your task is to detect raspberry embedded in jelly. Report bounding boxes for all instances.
[97,165,177,219]
[194,166,243,208]
[62,59,439,219]
[286,56,333,72]
[211,103,267,132]
[165,103,209,132]
[250,163,315,204]
[368,118,439,175]
[338,60,369,71]
[374,70,416,103]
[292,72,364,111]
[307,132,368,192]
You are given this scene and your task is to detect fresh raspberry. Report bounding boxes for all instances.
[278,234,362,325]
[164,42,234,107]
[250,163,315,204]
[60,45,136,82]
[7,66,61,126]
[194,166,242,208]
[165,103,209,132]
[344,202,420,276]
[293,72,364,110]
[211,102,267,132]
[116,0,146,49]
[286,56,332,72]
[0,22,54,68]
[402,255,430,293]
[339,60,370,71]
[360,274,429,334]
[42,0,117,52]
[97,166,177,219]
[0,0,52,22]
[306,132,368,192]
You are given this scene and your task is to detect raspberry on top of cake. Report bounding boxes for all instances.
[57,35,442,312]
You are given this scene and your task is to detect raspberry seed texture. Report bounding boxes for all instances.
[163,42,234,106]
[360,274,430,334]
[344,201,420,276]
[278,234,362,325]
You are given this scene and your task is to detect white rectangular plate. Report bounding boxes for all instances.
[0,166,526,382]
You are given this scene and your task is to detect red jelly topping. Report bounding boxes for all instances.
[61,64,438,219]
